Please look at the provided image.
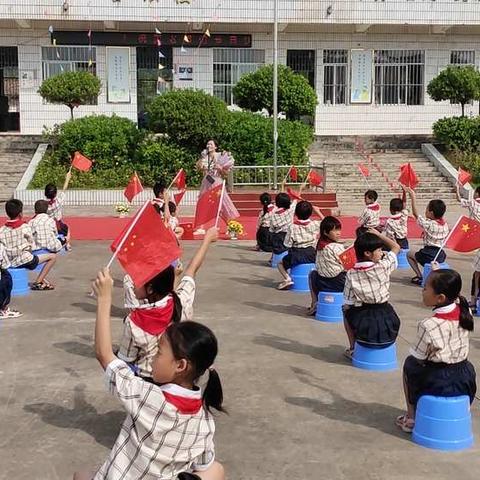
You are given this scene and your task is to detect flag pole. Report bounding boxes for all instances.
[431,215,462,264]
[282,166,292,186]
[106,200,150,268]
[214,180,226,228]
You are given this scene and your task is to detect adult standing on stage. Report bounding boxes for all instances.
[195,139,239,232]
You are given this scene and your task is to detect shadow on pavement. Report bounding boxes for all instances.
[72,302,125,319]
[53,341,96,358]
[245,301,308,316]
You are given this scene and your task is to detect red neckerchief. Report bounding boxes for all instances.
[432,304,460,321]
[353,261,375,271]
[5,218,25,229]
[163,392,203,414]
[275,208,287,214]
[47,198,56,205]
[267,204,275,213]
[294,218,311,226]
[475,198,480,204]
[317,239,333,251]
[390,213,402,220]
[435,218,446,226]
[129,297,174,335]
[367,203,380,212]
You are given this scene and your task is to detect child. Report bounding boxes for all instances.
[119,227,218,379]
[343,230,401,358]
[396,269,476,433]
[307,216,346,315]
[153,178,167,213]
[277,201,324,290]
[255,192,274,252]
[45,168,72,250]
[75,268,225,480]
[383,188,409,250]
[405,187,449,286]
[0,243,22,319]
[269,192,297,255]
[166,201,185,240]
[0,199,57,291]
[356,189,381,237]
[29,200,64,253]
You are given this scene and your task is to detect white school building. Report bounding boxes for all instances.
[0,0,479,136]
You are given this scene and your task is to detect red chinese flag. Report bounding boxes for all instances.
[445,215,480,253]
[124,172,144,203]
[307,169,323,187]
[194,183,223,228]
[174,169,186,190]
[398,163,419,189]
[339,245,357,271]
[458,167,472,186]
[358,163,370,177]
[286,187,303,201]
[71,151,93,172]
[173,189,186,206]
[288,166,298,182]
[110,202,182,287]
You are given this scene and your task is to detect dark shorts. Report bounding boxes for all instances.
[282,247,316,270]
[270,231,288,254]
[17,255,39,271]
[345,302,400,348]
[56,220,69,236]
[403,355,477,405]
[256,226,272,252]
[0,269,12,309]
[396,237,409,250]
[415,246,446,266]
[310,270,346,293]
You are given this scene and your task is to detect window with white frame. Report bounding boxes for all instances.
[323,50,348,105]
[374,50,425,105]
[213,48,265,105]
[450,50,475,65]
[41,46,97,79]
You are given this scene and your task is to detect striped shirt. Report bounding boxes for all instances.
[269,201,297,234]
[357,202,381,229]
[0,244,11,280]
[461,198,480,222]
[28,213,63,252]
[0,223,34,267]
[384,209,409,241]
[315,242,345,278]
[284,219,320,249]
[417,215,449,248]
[46,191,66,221]
[94,359,215,480]
[344,251,398,306]
[257,204,274,228]
[410,303,470,364]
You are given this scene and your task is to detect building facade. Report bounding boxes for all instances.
[0,0,479,136]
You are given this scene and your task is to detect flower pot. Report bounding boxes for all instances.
[117,212,128,218]
[228,231,238,240]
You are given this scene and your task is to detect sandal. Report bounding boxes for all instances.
[410,276,423,286]
[306,304,317,316]
[31,282,55,291]
[343,347,354,360]
[395,414,415,433]
[277,279,294,290]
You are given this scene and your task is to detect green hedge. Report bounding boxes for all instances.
[433,116,480,153]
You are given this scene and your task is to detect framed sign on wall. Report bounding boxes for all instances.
[350,49,373,104]
[107,46,131,103]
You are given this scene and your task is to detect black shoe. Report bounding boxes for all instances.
[177,473,202,480]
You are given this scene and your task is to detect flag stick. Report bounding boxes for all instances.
[431,215,462,264]
[166,168,182,193]
[214,180,226,228]
[106,200,150,268]
[282,166,293,185]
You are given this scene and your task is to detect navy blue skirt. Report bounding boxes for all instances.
[415,246,446,266]
[271,231,288,254]
[345,302,400,348]
[283,247,316,270]
[403,355,477,405]
[310,270,346,293]
[256,226,273,252]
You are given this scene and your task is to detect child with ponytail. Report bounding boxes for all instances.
[255,192,274,252]
[396,268,477,433]
[74,269,225,480]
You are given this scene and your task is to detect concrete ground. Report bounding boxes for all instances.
[0,239,479,480]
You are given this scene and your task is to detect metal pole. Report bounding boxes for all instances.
[273,0,278,190]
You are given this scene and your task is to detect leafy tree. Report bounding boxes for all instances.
[232,64,318,120]
[38,71,101,119]
[427,65,480,117]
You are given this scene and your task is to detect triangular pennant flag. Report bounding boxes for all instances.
[71,151,93,172]
[339,245,357,271]
[155,27,161,35]
[194,183,223,228]
[183,34,191,43]
[158,64,164,70]
[445,215,480,253]
[307,169,323,187]
[458,167,472,186]
[173,189,186,206]
[205,28,211,37]
[124,172,144,203]
[158,50,165,58]
[48,25,54,34]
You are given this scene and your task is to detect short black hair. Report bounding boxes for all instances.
[168,201,177,215]
[5,199,23,220]
[295,200,313,220]
[365,190,378,202]
[390,198,403,214]
[259,192,272,206]
[44,183,57,200]
[153,179,167,198]
[320,216,342,240]
[275,192,291,209]
[427,199,446,219]
[34,199,49,215]
[354,232,384,261]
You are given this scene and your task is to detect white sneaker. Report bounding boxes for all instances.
[0,308,23,319]
[194,228,206,235]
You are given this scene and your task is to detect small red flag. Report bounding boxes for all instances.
[445,215,480,253]
[174,169,186,190]
[307,169,323,187]
[110,202,181,287]
[173,189,186,206]
[398,163,419,189]
[286,187,303,201]
[339,245,357,271]
[194,183,223,228]
[71,151,92,172]
[288,166,298,182]
[358,163,370,177]
[124,172,144,202]
[458,167,472,186]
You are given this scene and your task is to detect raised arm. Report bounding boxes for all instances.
[406,187,419,219]
[184,227,218,278]
[312,205,325,221]
[62,168,72,191]
[368,228,400,255]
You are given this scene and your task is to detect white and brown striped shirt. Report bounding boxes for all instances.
[257,204,274,228]
[384,209,409,241]
[315,242,346,278]
[269,201,297,234]
[284,219,320,249]
[357,202,381,229]
[461,197,480,222]
[417,215,449,248]
[46,191,66,221]
[28,213,63,252]
[0,223,34,267]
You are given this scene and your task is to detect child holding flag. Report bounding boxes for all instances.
[356,190,381,237]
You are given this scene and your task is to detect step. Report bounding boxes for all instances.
[237,207,334,217]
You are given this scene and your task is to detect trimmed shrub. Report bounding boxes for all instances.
[432,116,480,153]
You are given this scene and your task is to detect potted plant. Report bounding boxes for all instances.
[226,220,244,240]
[115,202,131,218]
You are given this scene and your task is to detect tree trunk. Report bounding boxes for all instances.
[461,102,465,117]
[69,105,74,120]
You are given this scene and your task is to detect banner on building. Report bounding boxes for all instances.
[178,65,194,81]
[350,49,373,104]
[107,47,131,103]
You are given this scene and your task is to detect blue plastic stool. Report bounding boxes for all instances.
[413,395,473,451]
[57,235,67,255]
[291,263,315,293]
[315,291,344,323]
[8,268,30,297]
[397,249,409,269]
[422,262,450,287]
[32,249,49,273]
[352,342,397,371]
[271,251,288,268]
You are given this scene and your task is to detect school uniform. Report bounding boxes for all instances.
[256,204,274,252]
[415,215,449,266]
[0,220,39,270]
[310,240,346,292]
[344,251,401,348]
[94,359,216,480]
[282,218,320,270]
[28,213,63,253]
[384,208,409,249]
[269,201,297,254]
[403,303,476,405]
[47,191,69,236]
[356,202,381,237]
[0,245,12,310]
[118,275,195,379]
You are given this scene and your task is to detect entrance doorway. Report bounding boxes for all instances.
[0,47,19,131]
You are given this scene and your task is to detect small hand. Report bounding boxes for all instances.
[93,268,113,299]
[431,261,440,271]
[205,226,219,243]
[65,169,72,181]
